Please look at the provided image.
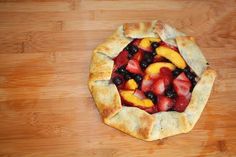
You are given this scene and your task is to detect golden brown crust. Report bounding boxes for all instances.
[184,68,216,129]
[94,25,132,58]
[91,81,122,120]
[154,21,185,41]
[176,36,208,77]
[124,21,159,38]
[88,52,114,91]
[88,20,216,141]
[104,107,155,140]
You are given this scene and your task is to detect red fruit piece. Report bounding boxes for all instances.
[132,39,142,46]
[126,59,143,75]
[160,67,173,86]
[144,105,158,114]
[141,79,153,92]
[173,79,191,96]
[157,96,174,112]
[132,49,143,61]
[160,41,179,52]
[174,96,190,112]
[114,50,129,68]
[133,89,146,99]
[176,72,190,82]
[152,78,165,95]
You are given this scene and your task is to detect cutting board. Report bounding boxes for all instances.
[0,0,235,157]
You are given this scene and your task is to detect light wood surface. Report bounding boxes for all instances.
[0,0,236,157]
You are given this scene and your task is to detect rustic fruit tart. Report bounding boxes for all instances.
[89,20,216,141]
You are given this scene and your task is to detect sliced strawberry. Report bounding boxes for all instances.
[141,79,153,92]
[160,41,179,52]
[151,78,165,95]
[126,59,143,74]
[132,49,143,61]
[133,89,146,99]
[114,50,129,68]
[173,96,190,112]
[144,105,158,114]
[173,79,191,96]
[132,39,142,46]
[176,72,190,82]
[157,96,174,112]
[160,67,173,86]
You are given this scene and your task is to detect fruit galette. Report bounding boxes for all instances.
[88,20,216,141]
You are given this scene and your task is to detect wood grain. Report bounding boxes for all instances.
[0,0,235,157]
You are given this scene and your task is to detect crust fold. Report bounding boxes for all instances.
[176,36,208,77]
[104,107,155,140]
[88,52,114,90]
[123,20,159,38]
[184,68,216,130]
[91,81,122,120]
[94,25,132,58]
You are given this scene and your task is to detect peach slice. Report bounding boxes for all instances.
[146,37,161,42]
[156,46,186,69]
[145,62,176,76]
[139,38,152,51]
[120,90,154,108]
[139,38,162,51]
[124,79,138,90]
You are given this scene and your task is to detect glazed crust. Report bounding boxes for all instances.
[88,20,216,141]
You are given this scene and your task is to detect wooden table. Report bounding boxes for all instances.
[0,0,235,156]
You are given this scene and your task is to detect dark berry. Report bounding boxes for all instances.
[112,76,122,86]
[128,53,133,59]
[186,72,195,80]
[151,51,157,57]
[172,68,182,77]
[143,53,153,64]
[116,65,127,75]
[134,74,143,83]
[145,91,157,104]
[128,45,138,55]
[190,80,197,92]
[151,42,160,49]
[165,87,177,99]
[124,45,130,51]
[183,67,190,73]
[124,73,132,80]
[140,60,149,69]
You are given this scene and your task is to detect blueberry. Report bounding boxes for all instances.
[151,42,160,49]
[116,65,127,75]
[112,76,122,86]
[140,60,149,69]
[190,80,197,92]
[124,45,130,51]
[128,53,133,59]
[151,51,157,57]
[186,72,195,80]
[165,88,176,99]
[143,53,153,64]
[145,91,157,104]
[183,67,190,73]
[134,74,143,83]
[128,45,138,55]
[172,68,182,77]
[124,73,132,80]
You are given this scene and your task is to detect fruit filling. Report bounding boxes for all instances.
[111,38,198,114]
